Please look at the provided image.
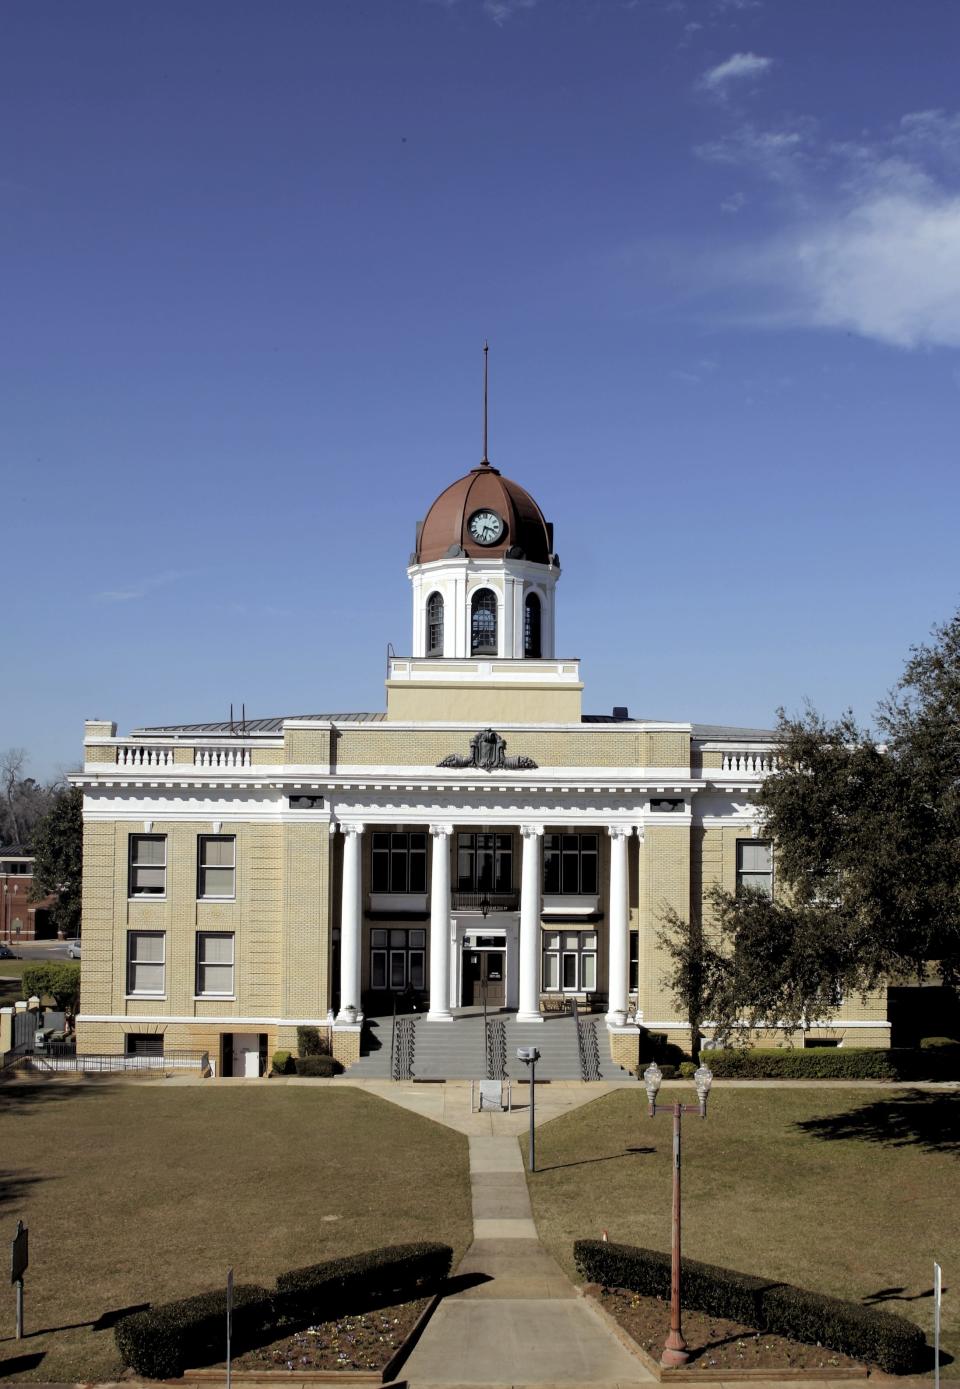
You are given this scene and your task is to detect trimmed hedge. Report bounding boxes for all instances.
[116,1243,454,1377]
[574,1240,925,1374]
[705,1046,960,1080]
[920,1036,959,1049]
[115,1283,274,1379]
[277,1241,453,1321]
[294,1055,343,1077]
[271,1049,292,1075]
[296,1025,327,1057]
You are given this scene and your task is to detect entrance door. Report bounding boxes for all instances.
[232,1032,261,1077]
[461,951,506,1007]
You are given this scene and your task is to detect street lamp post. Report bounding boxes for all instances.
[517,1046,540,1172]
[643,1060,713,1367]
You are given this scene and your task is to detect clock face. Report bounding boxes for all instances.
[468,509,505,545]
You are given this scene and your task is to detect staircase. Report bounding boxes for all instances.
[342,1010,636,1081]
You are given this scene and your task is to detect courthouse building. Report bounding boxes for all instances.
[74,453,890,1073]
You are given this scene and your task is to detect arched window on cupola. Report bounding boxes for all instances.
[524,593,542,658]
[426,592,444,656]
[471,589,498,655]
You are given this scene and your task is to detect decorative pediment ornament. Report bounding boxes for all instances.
[437,727,538,772]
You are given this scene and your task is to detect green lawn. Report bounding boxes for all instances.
[0,1080,472,1382]
[524,1085,958,1372]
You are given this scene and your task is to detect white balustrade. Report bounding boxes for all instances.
[115,746,175,768]
[194,747,252,769]
[720,750,779,774]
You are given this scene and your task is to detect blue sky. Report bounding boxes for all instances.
[4,0,960,779]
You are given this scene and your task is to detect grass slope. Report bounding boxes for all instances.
[0,1080,472,1382]
[524,1085,957,1371]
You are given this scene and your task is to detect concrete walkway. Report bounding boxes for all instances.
[401,1129,653,1388]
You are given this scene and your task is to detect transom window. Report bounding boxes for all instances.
[129,835,166,898]
[457,832,513,892]
[371,832,427,894]
[543,833,598,895]
[198,835,235,899]
[196,932,235,996]
[471,589,497,655]
[127,931,165,995]
[426,591,444,656]
[542,931,598,993]
[737,840,773,897]
[370,927,426,992]
[524,593,542,658]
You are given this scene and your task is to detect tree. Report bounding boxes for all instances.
[656,905,730,1059]
[660,610,960,1042]
[29,786,83,938]
[0,748,62,848]
[22,962,81,1032]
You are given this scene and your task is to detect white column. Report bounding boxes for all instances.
[517,824,544,1023]
[337,823,364,1022]
[427,823,454,1021]
[606,826,631,1026]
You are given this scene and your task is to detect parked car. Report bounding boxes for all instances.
[0,943,19,959]
[66,940,81,959]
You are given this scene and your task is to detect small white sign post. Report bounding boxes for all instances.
[226,1268,234,1389]
[934,1261,942,1389]
[10,1221,28,1340]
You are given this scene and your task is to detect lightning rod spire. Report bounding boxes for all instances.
[481,341,490,466]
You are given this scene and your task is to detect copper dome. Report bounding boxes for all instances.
[415,464,554,565]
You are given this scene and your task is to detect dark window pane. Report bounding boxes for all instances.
[580,853,598,895]
[409,951,425,989]
[562,954,578,989]
[371,951,387,989]
[561,852,579,894]
[543,849,561,894]
[390,952,406,989]
[371,848,389,893]
[409,851,426,893]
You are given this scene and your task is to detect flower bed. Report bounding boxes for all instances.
[218,1296,431,1373]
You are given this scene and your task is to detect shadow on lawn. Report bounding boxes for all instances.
[26,1301,151,1338]
[0,1171,45,1212]
[538,1146,655,1173]
[0,1351,45,1376]
[793,1091,960,1156]
[0,1077,104,1117]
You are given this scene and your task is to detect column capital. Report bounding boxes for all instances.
[520,824,544,839]
[429,823,454,838]
[606,824,634,841]
[341,822,365,837]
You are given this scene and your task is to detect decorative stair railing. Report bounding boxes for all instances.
[576,1011,602,1082]
[485,1017,507,1079]
[391,1015,415,1081]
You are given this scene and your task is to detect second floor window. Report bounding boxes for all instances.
[543,833,599,895]
[198,835,236,899]
[129,835,166,897]
[426,592,444,655]
[371,832,427,893]
[737,840,773,896]
[471,589,497,654]
[457,832,513,893]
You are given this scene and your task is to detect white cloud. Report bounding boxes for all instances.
[692,114,960,349]
[720,190,746,213]
[483,0,537,23]
[95,569,197,603]
[700,51,772,90]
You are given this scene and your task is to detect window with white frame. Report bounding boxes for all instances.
[542,930,598,993]
[129,835,166,897]
[127,931,165,995]
[543,833,598,895]
[737,840,773,897]
[196,932,235,996]
[198,835,236,899]
[426,591,444,656]
[370,927,426,992]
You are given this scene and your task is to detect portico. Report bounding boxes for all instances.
[331,814,643,1027]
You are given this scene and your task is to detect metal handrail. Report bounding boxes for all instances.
[389,994,397,1082]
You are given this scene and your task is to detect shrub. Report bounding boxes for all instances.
[293,1055,343,1077]
[761,1283,924,1374]
[920,1036,960,1049]
[115,1284,274,1379]
[296,1025,326,1057]
[276,1242,453,1322]
[575,1240,769,1326]
[678,1061,696,1078]
[573,1240,925,1374]
[706,1048,897,1080]
[271,1050,292,1075]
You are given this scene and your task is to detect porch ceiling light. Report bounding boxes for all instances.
[643,1061,662,1107]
